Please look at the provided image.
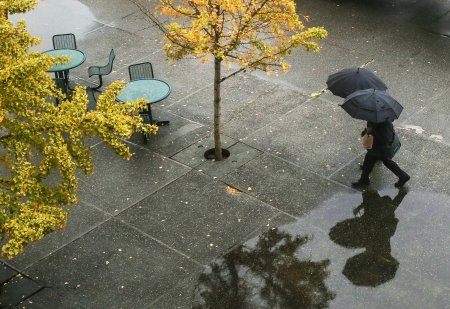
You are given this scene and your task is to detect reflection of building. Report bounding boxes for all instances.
[329,189,408,287]
[193,228,335,309]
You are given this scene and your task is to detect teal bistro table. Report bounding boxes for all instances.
[44,49,86,90]
[116,78,172,126]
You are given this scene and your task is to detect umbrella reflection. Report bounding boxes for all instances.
[193,228,335,309]
[329,189,408,287]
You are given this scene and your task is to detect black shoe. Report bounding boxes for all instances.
[352,179,370,187]
[395,175,410,188]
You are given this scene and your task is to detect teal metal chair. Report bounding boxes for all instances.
[87,49,116,91]
[52,33,77,50]
[128,62,154,81]
[52,33,77,89]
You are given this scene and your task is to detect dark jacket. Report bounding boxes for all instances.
[367,121,394,157]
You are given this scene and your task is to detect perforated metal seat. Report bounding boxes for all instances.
[87,49,116,91]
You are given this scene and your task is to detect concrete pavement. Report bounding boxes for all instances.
[1,0,449,307]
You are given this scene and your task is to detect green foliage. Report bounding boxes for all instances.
[0,1,158,258]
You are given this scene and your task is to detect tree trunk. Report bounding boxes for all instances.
[213,57,223,161]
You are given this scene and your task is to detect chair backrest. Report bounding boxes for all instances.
[105,49,116,73]
[128,62,154,81]
[52,33,77,50]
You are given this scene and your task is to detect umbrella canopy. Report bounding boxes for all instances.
[341,89,403,123]
[326,67,387,98]
[343,252,399,287]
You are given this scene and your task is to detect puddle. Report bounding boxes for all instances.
[8,0,100,51]
[193,228,336,308]
[193,189,450,308]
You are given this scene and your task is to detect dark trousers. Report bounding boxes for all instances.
[361,152,408,181]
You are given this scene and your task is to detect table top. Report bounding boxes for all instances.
[44,49,86,72]
[116,79,171,104]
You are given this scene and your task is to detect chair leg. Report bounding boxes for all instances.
[91,75,103,91]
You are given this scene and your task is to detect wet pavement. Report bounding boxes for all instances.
[2,0,450,308]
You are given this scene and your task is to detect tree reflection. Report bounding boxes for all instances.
[329,189,408,287]
[193,228,335,309]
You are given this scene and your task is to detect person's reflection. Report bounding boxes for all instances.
[193,228,335,309]
[329,188,408,287]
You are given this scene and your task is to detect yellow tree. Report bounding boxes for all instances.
[158,0,327,160]
[0,0,158,258]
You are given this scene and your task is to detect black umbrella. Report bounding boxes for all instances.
[340,89,403,123]
[342,252,399,287]
[326,67,387,98]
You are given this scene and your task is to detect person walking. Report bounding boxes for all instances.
[352,121,410,188]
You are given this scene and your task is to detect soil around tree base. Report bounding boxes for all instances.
[203,148,231,160]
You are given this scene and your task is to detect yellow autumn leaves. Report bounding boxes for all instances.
[0,1,157,258]
[158,0,327,74]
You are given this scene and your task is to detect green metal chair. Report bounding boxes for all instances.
[52,33,77,50]
[128,62,154,81]
[86,87,97,111]
[52,33,77,89]
[87,49,116,91]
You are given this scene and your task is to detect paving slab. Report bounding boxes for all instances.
[364,62,449,121]
[17,288,75,309]
[243,98,364,176]
[0,273,42,308]
[196,142,262,178]
[69,23,163,81]
[189,188,450,308]
[78,0,138,25]
[252,42,369,96]
[264,0,450,95]
[9,0,103,51]
[222,81,311,140]
[222,153,355,217]
[167,73,279,126]
[297,0,404,57]
[171,134,238,168]
[77,142,190,214]
[429,11,450,37]
[24,219,202,308]
[0,263,17,284]
[148,275,198,309]
[117,171,280,264]
[400,88,450,144]
[125,110,211,158]
[108,8,169,41]
[2,202,110,270]
[289,188,450,291]
[331,129,450,194]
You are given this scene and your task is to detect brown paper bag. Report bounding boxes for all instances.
[362,133,373,149]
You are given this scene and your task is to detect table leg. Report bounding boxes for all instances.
[53,72,70,103]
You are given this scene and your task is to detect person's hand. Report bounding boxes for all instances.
[361,128,367,137]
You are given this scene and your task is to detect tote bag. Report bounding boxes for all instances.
[389,133,401,159]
